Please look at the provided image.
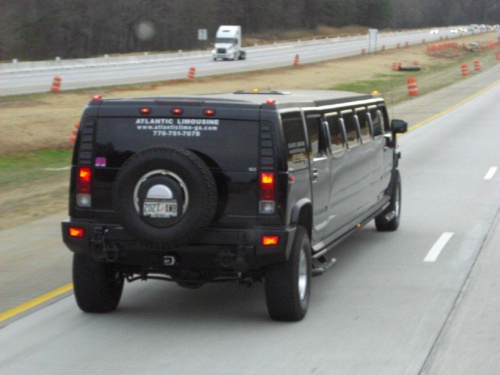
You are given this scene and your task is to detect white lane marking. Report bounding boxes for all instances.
[424,232,454,262]
[484,167,497,180]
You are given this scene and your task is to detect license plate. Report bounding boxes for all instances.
[143,200,177,218]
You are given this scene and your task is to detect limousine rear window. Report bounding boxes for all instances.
[281,112,308,171]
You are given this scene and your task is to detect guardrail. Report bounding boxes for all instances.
[1,30,429,74]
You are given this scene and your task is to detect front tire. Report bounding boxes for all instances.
[73,254,124,313]
[264,226,311,321]
[375,171,401,231]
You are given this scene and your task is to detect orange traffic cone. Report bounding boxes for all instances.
[69,122,79,144]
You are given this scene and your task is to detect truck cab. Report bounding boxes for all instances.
[212,25,246,61]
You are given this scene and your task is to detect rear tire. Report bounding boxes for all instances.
[375,171,401,231]
[264,226,311,321]
[73,254,124,313]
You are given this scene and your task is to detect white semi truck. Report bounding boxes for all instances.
[212,25,246,61]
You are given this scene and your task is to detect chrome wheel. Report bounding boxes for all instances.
[298,248,308,301]
[394,184,401,218]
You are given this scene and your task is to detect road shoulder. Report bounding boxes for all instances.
[420,208,500,375]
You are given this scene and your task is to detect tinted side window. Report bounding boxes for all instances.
[306,116,324,158]
[355,109,371,143]
[369,107,383,136]
[341,112,360,148]
[282,113,307,171]
[325,114,345,153]
[377,105,389,132]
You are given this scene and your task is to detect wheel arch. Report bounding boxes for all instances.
[290,198,313,240]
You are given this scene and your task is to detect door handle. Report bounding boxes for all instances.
[312,168,319,182]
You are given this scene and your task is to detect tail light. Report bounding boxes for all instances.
[69,227,85,238]
[259,172,275,214]
[76,166,92,207]
[262,235,279,246]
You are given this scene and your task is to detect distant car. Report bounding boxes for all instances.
[450,28,458,34]
[430,28,439,34]
[465,42,480,52]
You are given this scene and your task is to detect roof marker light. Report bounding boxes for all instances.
[172,108,183,115]
[204,109,216,116]
[266,99,276,105]
[140,107,151,115]
[92,95,102,101]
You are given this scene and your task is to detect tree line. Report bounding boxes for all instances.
[0,0,498,61]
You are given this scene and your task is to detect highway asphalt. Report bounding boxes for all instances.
[0,63,499,374]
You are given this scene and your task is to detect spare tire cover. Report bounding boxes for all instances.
[113,147,217,244]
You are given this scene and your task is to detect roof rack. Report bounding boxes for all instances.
[234,90,290,95]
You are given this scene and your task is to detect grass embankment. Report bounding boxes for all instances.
[332,46,499,105]
[0,150,72,228]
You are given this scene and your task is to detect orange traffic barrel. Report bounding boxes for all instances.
[69,122,80,144]
[461,63,469,77]
[51,76,62,93]
[474,60,481,71]
[187,66,196,80]
[407,77,419,96]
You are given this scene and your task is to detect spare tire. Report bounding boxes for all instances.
[113,147,217,245]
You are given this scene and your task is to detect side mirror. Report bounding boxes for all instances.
[391,119,408,134]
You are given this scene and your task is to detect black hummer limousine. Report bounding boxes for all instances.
[62,90,407,321]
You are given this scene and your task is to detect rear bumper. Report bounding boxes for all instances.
[61,221,296,272]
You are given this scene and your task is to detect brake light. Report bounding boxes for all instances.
[262,235,279,246]
[260,172,275,200]
[259,172,275,214]
[69,227,85,238]
[76,167,92,207]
